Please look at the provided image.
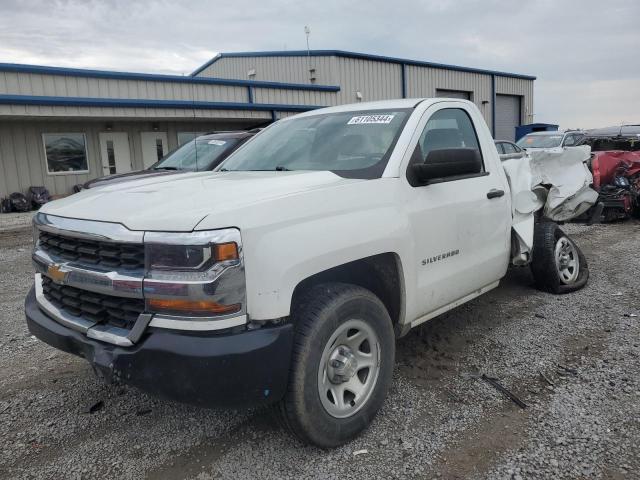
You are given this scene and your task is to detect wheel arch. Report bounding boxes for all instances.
[289,252,406,335]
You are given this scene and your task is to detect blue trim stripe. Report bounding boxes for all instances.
[191,54,224,76]
[191,50,536,81]
[0,62,340,92]
[0,94,323,113]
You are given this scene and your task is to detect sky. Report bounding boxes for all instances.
[0,0,638,129]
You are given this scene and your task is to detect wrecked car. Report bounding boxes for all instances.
[581,125,640,222]
[516,130,585,153]
[26,99,592,448]
[494,140,526,161]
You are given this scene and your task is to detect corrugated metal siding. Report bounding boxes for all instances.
[0,118,265,198]
[406,65,493,126]
[333,57,402,104]
[198,56,336,86]
[203,55,404,105]
[0,104,272,120]
[496,76,534,124]
[252,87,335,107]
[0,71,248,104]
[197,54,535,130]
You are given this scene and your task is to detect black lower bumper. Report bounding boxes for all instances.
[25,287,293,408]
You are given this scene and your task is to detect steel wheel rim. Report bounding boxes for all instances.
[554,236,579,284]
[317,318,381,419]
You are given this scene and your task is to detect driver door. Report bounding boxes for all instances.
[404,103,511,318]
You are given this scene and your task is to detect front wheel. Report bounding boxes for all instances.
[278,283,395,448]
[530,222,589,294]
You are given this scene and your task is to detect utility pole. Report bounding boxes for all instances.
[304,25,315,83]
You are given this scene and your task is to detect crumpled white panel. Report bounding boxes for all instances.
[528,146,598,221]
[501,146,598,261]
[502,155,538,262]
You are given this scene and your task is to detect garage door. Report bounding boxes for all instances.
[435,89,471,100]
[495,94,521,141]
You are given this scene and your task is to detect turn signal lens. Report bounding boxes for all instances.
[214,242,239,262]
[148,298,241,315]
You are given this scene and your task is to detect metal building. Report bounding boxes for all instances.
[0,50,534,199]
[193,50,535,141]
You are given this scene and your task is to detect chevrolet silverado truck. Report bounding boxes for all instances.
[25,99,589,448]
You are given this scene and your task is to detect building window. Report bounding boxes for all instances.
[42,133,89,174]
[177,132,207,146]
[155,138,164,162]
[106,140,117,174]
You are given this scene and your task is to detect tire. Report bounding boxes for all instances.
[277,283,395,448]
[530,222,589,294]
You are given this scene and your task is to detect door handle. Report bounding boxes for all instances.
[487,189,505,199]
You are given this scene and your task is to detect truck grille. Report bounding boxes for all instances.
[42,276,145,329]
[39,231,145,269]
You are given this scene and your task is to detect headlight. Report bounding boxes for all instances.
[32,223,40,248]
[143,229,245,319]
[146,243,239,271]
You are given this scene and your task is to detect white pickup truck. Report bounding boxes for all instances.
[25,99,589,447]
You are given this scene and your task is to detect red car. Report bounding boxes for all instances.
[582,125,640,222]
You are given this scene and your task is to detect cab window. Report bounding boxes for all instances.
[502,142,516,154]
[416,108,484,171]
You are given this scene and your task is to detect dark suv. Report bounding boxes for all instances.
[82,130,258,189]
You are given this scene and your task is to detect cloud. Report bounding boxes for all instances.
[0,0,638,128]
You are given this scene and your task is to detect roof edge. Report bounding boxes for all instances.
[0,62,340,92]
[191,49,536,81]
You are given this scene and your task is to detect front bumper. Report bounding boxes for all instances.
[25,286,294,408]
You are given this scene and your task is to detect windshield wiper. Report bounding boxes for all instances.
[153,166,179,171]
[220,166,292,172]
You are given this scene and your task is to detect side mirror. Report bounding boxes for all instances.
[410,148,482,185]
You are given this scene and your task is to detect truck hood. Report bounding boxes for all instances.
[83,169,181,189]
[41,171,364,231]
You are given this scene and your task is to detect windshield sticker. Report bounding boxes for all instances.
[208,140,227,146]
[347,114,395,125]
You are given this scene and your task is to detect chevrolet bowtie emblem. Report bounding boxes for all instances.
[47,264,69,284]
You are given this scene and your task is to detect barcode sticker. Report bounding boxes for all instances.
[347,114,395,125]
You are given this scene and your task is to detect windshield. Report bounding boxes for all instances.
[151,138,239,171]
[517,134,563,149]
[218,109,410,178]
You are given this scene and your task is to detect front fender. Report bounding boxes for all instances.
[239,186,413,321]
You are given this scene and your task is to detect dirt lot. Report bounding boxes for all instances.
[1,220,639,479]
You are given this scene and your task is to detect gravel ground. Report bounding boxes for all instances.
[0,221,638,479]
[0,212,35,232]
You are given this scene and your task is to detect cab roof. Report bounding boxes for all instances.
[289,98,472,119]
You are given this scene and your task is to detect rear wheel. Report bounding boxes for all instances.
[530,222,589,294]
[278,283,395,448]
